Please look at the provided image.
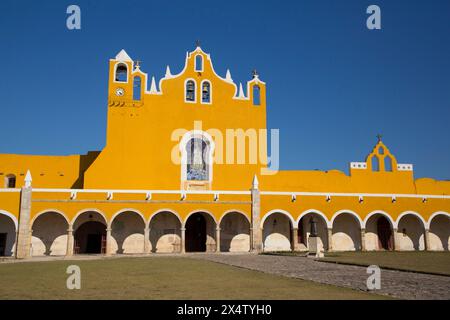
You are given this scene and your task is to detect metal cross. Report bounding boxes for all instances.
[376,134,382,142]
[252,69,258,77]
[135,60,142,68]
[195,40,201,47]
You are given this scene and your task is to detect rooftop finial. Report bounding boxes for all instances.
[24,170,32,188]
[252,69,259,78]
[377,134,382,142]
[252,174,259,190]
[135,60,142,69]
[195,40,201,48]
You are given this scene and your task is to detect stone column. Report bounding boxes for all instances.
[360,228,366,251]
[181,227,186,253]
[216,227,221,252]
[144,226,150,254]
[251,175,262,252]
[105,227,112,256]
[291,227,300,251]
[327,228,333,252]
[424,229,431,251]
[66,225,74,257]
[16,186,33,259]
[393,228,401,251]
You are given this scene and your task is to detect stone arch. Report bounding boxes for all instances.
[149,210,182,253]
[219,211,250,252]
[31,211,69,256]
[185,211,217,252]
[110,210,146,254]
[331,210,362,251]
[262,210,293,252]
[297,210,329,251]
[428,212,450,251]
[0,210,17,257]
[364,211,395,251]
[395,212,426,251]
[72,210,108,254]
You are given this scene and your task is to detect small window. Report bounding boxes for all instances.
[195,55,203,72]
[378,146,384,155]
[186,80,196,102]
[202,81,211,103]
[253,85,261,105]
[5,174,16,188]
[384,156,392,172]
[133,76,141,100]
[115,63,128,82]
[372,156,379,172]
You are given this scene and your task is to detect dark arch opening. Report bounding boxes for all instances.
[185,213,207,252]
[74,221,106,254]
[377,216,393,250]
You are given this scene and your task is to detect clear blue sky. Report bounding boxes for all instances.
[0,0,449,180]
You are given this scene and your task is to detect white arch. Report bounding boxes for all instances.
[31,209,70,227]
[71,208,108,227]
[363,210,395,229]
[113,61,129,83]
[110,209,146,226]
[0,210,18,230]
[296,209,331,228]
[219,210,251,225]
[330,210,363,228]
[395,211,426,229]
[427,211,450,229]
[148,209,183,226]
[260,209,296,229]
[184,210,218,226]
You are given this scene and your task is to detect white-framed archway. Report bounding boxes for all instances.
[394,211,426,229]
[71,209,108,254]
[296,209,330,251]
[330,210,363,228]
[110,209,146,254]
[71,208,108,227]
[363,210,395,251]
[0,210,18,257]
[31,210,69,256]
[261,209,295,252]
[184,210,218,252]
[111,209,146,226]
[426,211,450,229]
[149,209,183,253]
[219,210,250,252]
[149,209,183,227]
[184,209,218,226]
[427,211,450,251]
[260,209,296,229]
[395,211,426,251]
[296,209,331,228]
[31,209,70,227]
[330,210,362,251]
[0,210,18,230]
[363,210,394,229]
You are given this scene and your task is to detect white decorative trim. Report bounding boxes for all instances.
[426,211,450,229]
[184,209,218,226]
[362,210,395,229]
[397,163,413,171]
[218,210,251,225]
[110,209,146,226]
[71,208,108,226]
[0,210,18,230]
[115,49,133,62]
[260,209,296,229]
[330,210,363,228]
[296,209,331,228]
[394,211,427,229]
[350,162,367,169]
[31,209,70,227]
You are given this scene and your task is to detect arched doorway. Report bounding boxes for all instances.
[186,213,206,252]
[332,213,361,251]
[73,211,107,254]
[262,212,292,252]
[219,212,250,252]
[428,214,450,251]
[377,216,393,250]
[111,211,145,254]
[185,212,216,252]
[31,211,68,256]
[396,214,425,251]
[0,213,16,257]
[297,212,329,251]
[149,211,182,253]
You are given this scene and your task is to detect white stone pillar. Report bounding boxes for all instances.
[393,228,401,251]
[424,229,431,251]
[216,227,221,252]
[361,228,366,251]
[291,227,300,251]
[16,186,32,259]
[251,176,262,252]
[181,227,186,253]
[144,227,150,254]
[66,225,74,257]
[327,228,333,252]
[105,227,112,256]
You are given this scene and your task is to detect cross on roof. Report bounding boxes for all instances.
[135,60,142,68]
[195,40,201,47]
[377,134,382,142]
[252,69,259,77]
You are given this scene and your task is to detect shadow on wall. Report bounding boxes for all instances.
[71,151,101,189]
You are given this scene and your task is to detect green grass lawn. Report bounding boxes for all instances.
[319,251,450,276]
[0,256,385,300]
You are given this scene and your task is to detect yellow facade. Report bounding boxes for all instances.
[0,46,448,257]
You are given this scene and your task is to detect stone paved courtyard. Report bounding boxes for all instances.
[189,253,450,300]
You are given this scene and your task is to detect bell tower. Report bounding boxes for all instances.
[108,49,134,101]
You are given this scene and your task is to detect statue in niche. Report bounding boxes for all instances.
[187,138,208,181]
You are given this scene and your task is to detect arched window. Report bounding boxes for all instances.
[185,80,196,102]
[133,76,141,100]
[384,156,393,172]
[115,63,128,82]
[372,156,380,172]
[195,55,203,72]
[201,81,211,103]
[378,146,384,155]
[253,85,261,106]
[5,174,16,188]
[186,138,209,181]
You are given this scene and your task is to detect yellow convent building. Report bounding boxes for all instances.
[0,46,449,258]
